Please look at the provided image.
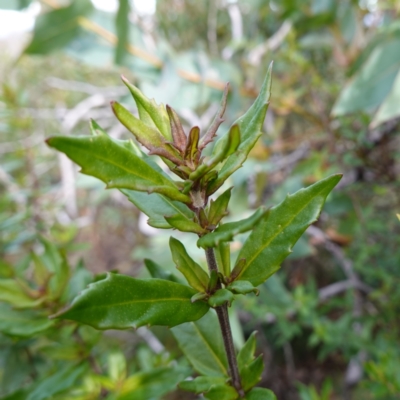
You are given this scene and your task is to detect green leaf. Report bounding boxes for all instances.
[208,187,232,227]
[53,273,209,329]
[114,0,130,65]
[26,363,87,400]
[0,304,54,337]
[228,281,259,296]
[205,385,238,400]
[217,241,231,276]
[165,214,206,234]
[208,62,273,194]
[122,189,194,229]
[371,69,400,127]
[237,331,257,372]
[46,130,190,204]
[170,237,209,292]
[0,279,42,308]
[119,366,190,400]
[144,258,181,283]
[241,355,264,391]
[111,101,175,155]
[121,76,172,141]
[171,310,229,377]
[24,0,93,55]
[198,208,267,249]
[245,387,277,400]
[235,174,342,286]
[332,38,400,116]
[179,376,227,394]
[208,289,234,307]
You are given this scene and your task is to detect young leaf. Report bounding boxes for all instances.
[46,132,190,204]
[208,187,232,227]
[245,388,277,400]
[122,189,194,229]
[165,214,207,234]
[0,279,42,309]
[52,273,209,329]
[144,259,181,283]
[179,376,227,394]
[227,281,259,296]
[185,126,200,163]
[234,174,342,286]
[207,63,273,194]
[240,355,264,391]
[217,241,231,277]
[208,289,234,307]
[121,76,172,141]
[237,331,257,372]
[171,311,229,377]
[197,208,267,249]
[166,105,187,154]
[170,237,209,292]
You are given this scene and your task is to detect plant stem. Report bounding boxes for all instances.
[205,247,244,397]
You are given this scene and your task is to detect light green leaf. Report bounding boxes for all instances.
[332,38,400,116]
[0,279,42,308]
[208,289,234,307]
[46,130,190,204]
[228,281,259,296]
[217,241,231,277]
[198,208,267,249]
[371,69,400,127]
[24,0,93,55]
[237,331,257,372]
[208,187,232,227]
[144,258,181,283]
[179,376,227,394]
[205,385,238,400]
[114,0,130,65]
[170,237,209,292]
[235,174,342,286]
[165,214,206,234]
[120,366,189,400]
[0,304,54,337]
[208,62,273,194]
[171,311,228,377]
[111,101,174,154]
[121,76,172,141]
[122,189,194,229]
[245,387,277,400]
[53,273,209,329]
[241,355,264,391]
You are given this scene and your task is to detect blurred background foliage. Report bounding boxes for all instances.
[0,0,400,399]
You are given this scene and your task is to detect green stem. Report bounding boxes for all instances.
[205,247,244,397]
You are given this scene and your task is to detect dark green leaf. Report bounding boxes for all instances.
[208,187,232,227]
[228,281,259,296]
[208,289,234,307]
[46,129,190,204]
[0,304,54,337]
[170,237,209,292]
[245,387,277,400]
[198,208,267,249]
[165,214,206,234]
[122,189,194,229]
[24,0,93,55]
[53,273,209,329]
[121,76,172,141]
[171,311,228,377]
[208,63,273,194]
[240,355,264,391]
[114,0,130,65]
[144,258,181,283]
[235,174,342,286]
